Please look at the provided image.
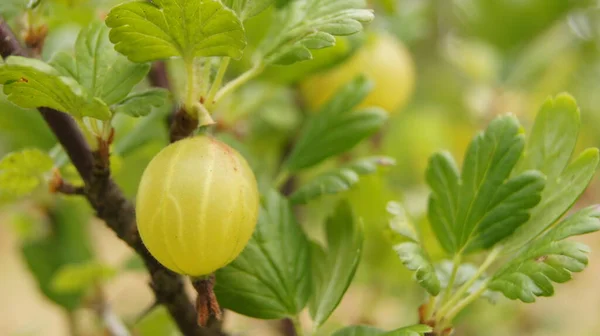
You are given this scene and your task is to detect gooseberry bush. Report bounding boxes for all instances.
[0,1,598,336]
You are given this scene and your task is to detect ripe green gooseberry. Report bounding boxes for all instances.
[300,33,415,114]
[136,136,259,277]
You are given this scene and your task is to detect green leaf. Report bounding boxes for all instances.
[0,0,27,19]
[114,89,169,117]
[214,190,311,319]
[504,94,599,250]
[0,56,111,120]
[387,201,440,295]
[394,243,440,296]
[290,156,395,205]
[51,261,117,293]
[284,76,386,172]
[310,201,363,327]
[489,206,600,303]
[426,115,546,254]
[256,0,374,65]
[106,0,247,63]
[262,36,357,84]
[387,201,419,242]
[332,324,432,336]
[222,0,274,20]
[70,22,151,105]
[20,198,94,311]
[0,149,53,201]
[135,306,182,336]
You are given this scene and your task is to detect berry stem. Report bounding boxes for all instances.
[191,275,222,328]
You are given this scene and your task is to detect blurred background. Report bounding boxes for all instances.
[2,0,600,335]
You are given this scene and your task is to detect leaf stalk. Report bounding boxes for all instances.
[214,63,264,103]
[435,247,500,322]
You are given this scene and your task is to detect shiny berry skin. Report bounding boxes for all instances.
[136,136,259,276]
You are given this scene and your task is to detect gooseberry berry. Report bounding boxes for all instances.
[300,33,415,114]
[136,136,259,277]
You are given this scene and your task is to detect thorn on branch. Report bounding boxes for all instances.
[192,275,222,327]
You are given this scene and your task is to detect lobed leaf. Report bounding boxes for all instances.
[290,156,395,205]
[332,324,432,336]
[0,56,111,120]
[388,202,440,296]
[0,23,151,120]
[489,206,600,302]
[256,0,373,65]
[284,76,386,172]
[309,201,363,327]
[394,243,440,296]
[114,89,169,117]
[426,115,546,254]
[222,0,274,20]
[0,149,53,201]
[214,190,311,319]
[504,94,599,250]
[71,22,151,105]
[106,0,247,63]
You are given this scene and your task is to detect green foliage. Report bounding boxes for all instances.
[51,261,117,293]
[290,156,395,205]
[426,115,546,254]
[505,94,600,250]
[309,201,363,328]
[256,0,374,65]
[284,76,386,172]
[0,148,53,202]
[214,190,311,319]
[262,36,358,84]
[388,202,440,296]
[56,22,150,106]
[0,22,156,120]
[489,206,600,302]
[20,198,94,311]
[332,324,432,336]
[114,89,170,118]
[106,0,247,63]
[0,0,28,19]
[392,94,599,332]
[0,56,111,120]
[222,0,274,20]
[0,96,56,153]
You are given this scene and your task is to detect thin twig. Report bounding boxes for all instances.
[90,287,131,336]
[0,17,219,336]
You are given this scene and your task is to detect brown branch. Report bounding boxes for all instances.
[0,17,218,336]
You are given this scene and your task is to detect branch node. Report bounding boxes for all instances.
[170,107,199,142]
[49,168,85,195]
